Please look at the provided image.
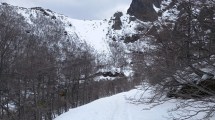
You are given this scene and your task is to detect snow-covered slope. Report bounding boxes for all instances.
[62,13,145,55]
[66,19,111,53]
[14,5,112,54]
[10,3,146,60]
[61,18,111,54]
[0,2,148,82]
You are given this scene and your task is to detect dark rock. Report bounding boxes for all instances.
[135,25,146,32]
[2,3,8,5]
[64,31,67,35]
[46,9,53,13]
[124,34,140,43]
[31,7,50,16]
[129,16,136,22]
[112,36,117,41]
[98,71,125,77]
[113,12,123,18]
[198,79,215,92]
[198,6,214,30]
[112,12,123,30]
[26,30,30,33]
[131,50,144,55]
[167,79,215,99]
[127,0,162,22]
[146,25,158,36]
[51,16,56,19]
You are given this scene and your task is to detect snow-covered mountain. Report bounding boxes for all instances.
[5,3,143,53]
[1,0,213,73]
[0,0,181,68]
[1,2,156,82]
[1,2,149,69]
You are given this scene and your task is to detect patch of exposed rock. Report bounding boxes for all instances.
[112,12,123,30]
[127,0,162,22]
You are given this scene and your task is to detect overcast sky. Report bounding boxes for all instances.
[1,0,132,20]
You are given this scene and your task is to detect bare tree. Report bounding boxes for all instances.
[130,0,215,119]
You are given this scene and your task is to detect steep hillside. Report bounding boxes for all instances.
[1,2,149,66]
[0,2,144,75]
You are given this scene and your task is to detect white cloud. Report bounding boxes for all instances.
[0,0,132,20]
[1,0,36,7]
[102,4,130,19]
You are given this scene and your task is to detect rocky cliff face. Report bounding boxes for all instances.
[127,0,162,22]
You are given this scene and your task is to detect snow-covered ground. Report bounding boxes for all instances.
[55,87,215,120]
[55,89,172,120]
[65,18,111,54]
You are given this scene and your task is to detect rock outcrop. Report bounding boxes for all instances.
[112,12,123,30]
[127,0,162,22]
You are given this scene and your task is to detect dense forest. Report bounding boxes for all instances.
[0,4,136,120]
